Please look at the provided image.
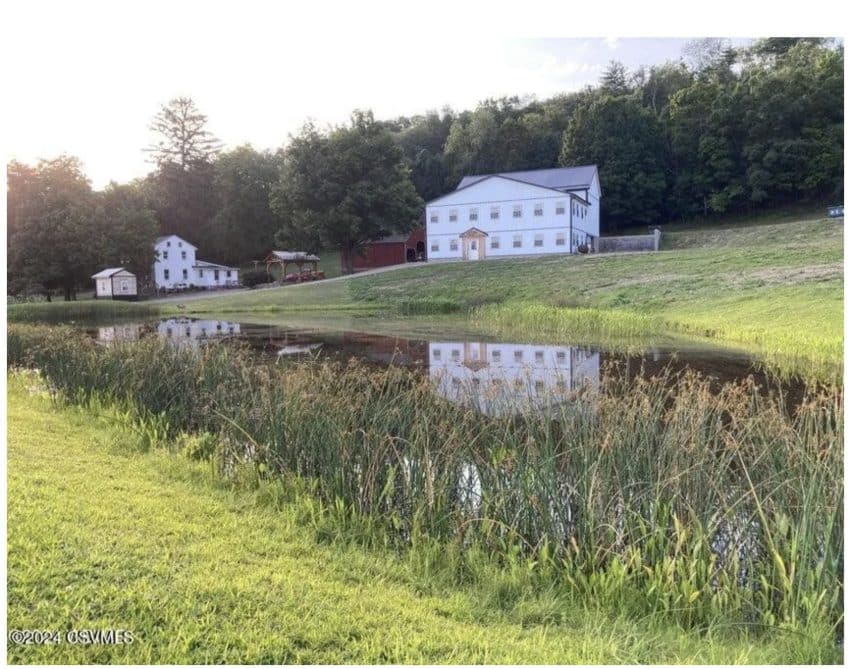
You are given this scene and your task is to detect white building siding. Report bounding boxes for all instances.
[153,235,239,289]
[425,177,595,261]
[153,235,198,289]
[194,265,239,288]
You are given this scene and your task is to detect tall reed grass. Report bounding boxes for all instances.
[7,323,843,641]
[472,301,842,382]
[7,300,161,324]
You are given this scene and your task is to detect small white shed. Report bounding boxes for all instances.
[92,267,138,300]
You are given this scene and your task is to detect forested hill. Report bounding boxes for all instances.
[392,38,843,230]
[7,38,844,298]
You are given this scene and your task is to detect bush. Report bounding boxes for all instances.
[241,267,270,288]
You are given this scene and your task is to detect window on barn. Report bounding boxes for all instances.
[534,234,544,247]
[513,235,522,248]
[513,205,522,218]
[430,212,439,223]
[226,270,231,278]
[556,202,565,215]
[534,203,543,216]
[164,269,170,280]
[449,239,458,251]
[490,207,500,220]
[492,349,501,361]
[451,349,460,360]
[514,350,523,361]
[163,251,169,260]
[182,269,188,280]
[535,350,544,362]
[469,208,478,221]
[449,209,458,222]
[556,351,567,363]
[432,348,441,359]
[178,241,183,247]
[200,270,204,277]
[556,233,566,246]
[431,241,439,252]
[490,236,500,249]
[181,251,186,260]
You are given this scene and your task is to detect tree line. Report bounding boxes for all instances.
[7,38,843,298]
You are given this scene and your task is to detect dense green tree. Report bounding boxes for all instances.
[600,61,631,95]
[7,156,97,300]
[208,145,282,264]
[145,96,222,168]
[738,41,843,205]
[668,80,747,216]
[144,97,221,254]
[443,96,572,185]
[271,111,423,273]
[637,62,694,114]
[561,95,668,230]
[391,110,454,201]
[95,182,159,280]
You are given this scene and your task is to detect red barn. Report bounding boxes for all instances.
[346,228,426,271]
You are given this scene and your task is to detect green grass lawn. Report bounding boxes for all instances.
[171,214,842,376]
[7,372,834,664]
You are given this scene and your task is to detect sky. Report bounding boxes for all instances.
[0,1,823,189]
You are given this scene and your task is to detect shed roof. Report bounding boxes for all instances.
[266,251,320,262]
[91,267,132,279]
[456,165,598,192]
[368,233,408,245]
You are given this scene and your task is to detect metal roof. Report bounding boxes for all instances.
[193,260,238,270]
[368,233,409,244]
[267,251,320,262]
[91,267,132,279]
[456,165,598,192]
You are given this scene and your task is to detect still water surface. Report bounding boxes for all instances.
[86,317,806,415]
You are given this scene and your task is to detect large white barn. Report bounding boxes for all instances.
[425,165,601,261]
[153,235,240,290]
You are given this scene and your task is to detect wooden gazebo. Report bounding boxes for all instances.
[264,251,321,283]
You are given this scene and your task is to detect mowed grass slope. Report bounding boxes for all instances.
[178,215,843,371]
[7,375,829,665]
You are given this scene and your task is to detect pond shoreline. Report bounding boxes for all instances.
[7,322,844,658]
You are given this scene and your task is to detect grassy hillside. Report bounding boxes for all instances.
[7,372,837,664]
[175,214,843,375]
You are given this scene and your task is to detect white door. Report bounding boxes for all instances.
[469,239,480,260]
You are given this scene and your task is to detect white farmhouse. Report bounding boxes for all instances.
[153,235,240,290]
[425,165,601,261]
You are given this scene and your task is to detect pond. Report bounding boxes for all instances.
[84,316,809,415]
